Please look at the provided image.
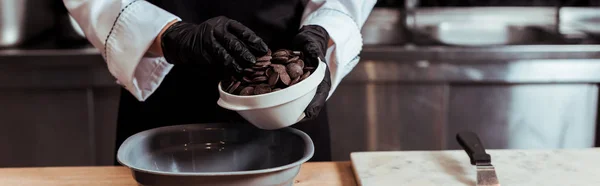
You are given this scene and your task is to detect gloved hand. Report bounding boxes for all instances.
[160,16,269,74]
[292,25,331,121]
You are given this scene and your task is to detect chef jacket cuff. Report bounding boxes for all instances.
[105,0,179,101]
[301,8,363,100]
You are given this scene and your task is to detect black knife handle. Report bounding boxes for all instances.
[456,131,491,165]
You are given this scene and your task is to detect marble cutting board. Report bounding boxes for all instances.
[351,148,600,186]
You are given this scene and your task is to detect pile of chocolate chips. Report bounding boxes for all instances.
[221,49,316,96]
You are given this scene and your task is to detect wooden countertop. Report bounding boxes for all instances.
[0,161,356,186]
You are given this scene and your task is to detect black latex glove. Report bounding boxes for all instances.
[292,25,332,121]
[161,16,269,74]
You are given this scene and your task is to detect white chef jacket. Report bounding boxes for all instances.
[63,0,376,101]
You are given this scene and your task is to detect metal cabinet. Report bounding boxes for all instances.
[0,87,120,167]
[0,51,121,167]
[0,89,93,167]
[327,83,447,160]
[91,87,120,165]
[326,55,600,161]
[445,84,598,150]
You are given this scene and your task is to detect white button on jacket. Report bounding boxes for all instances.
[63,0,376,101]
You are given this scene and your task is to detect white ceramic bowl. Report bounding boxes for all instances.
[217,60,326,130]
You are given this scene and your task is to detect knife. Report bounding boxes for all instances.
[456,131,501,186]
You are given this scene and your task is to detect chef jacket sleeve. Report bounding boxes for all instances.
[63,0,180,101]
[301,0,376,100]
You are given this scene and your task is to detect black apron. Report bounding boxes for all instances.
[113,0,331,165]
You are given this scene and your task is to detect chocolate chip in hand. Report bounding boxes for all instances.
[255,61,271,67]
[252,76,268,82]
[268,73,279,86]
[254,84,272,94]
[227,81,240,94]
[256,55,272,62]
[286,63,303,79]
[273,56,289,64]
[240,86,255,95]
[273,49,291,57]
[252,65,269,70]
[266,49,272,56]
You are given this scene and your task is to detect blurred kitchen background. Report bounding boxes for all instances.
[1,0,600,167]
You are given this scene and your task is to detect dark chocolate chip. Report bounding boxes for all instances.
[279,71,291,86]
[243,68,255,74]
[265,68,274,77]
[252,76,268,82]
[243,76,253,83]
[255,61,271,67]
[304,67,315,71]
[252,65,269,70]
[272,56,289,64]
[268,73,279,86]
[254,84,272,94]
[301,71,311,81]
[286,63,303,79]
[295,59,304,69]
[290,76,301,85]
[286,56,299,64]
[273,49,291,57]
[228,81,240,94]
[224,81,234,91]
[256,55,272,62]
[271,64,287,73]
[252,71,265,77]
[239,86,255,96]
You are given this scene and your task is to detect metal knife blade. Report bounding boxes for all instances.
[456,131,501,186]
[476,163,500,186]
